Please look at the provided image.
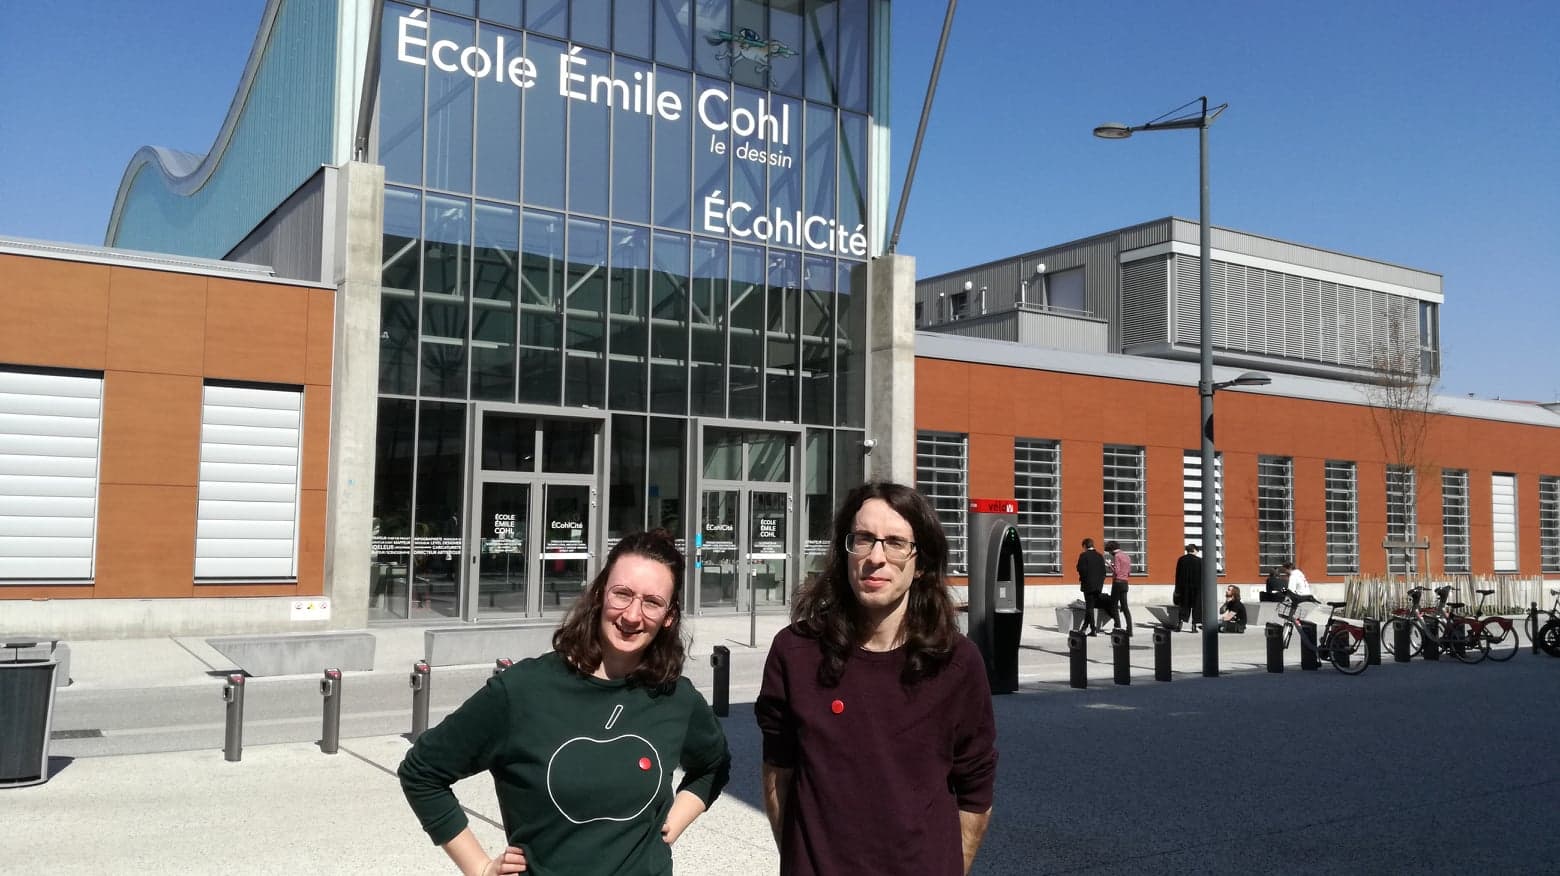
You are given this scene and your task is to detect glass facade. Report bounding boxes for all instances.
[370,0,875,620]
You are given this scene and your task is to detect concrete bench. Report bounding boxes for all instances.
[424,623,556,667]
[207,632,375,677]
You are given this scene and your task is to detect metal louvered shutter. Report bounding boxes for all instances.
[195,385,303,579]
[1182,450,1224,574]
[0,370,102,580]
[1491,473,1518,572]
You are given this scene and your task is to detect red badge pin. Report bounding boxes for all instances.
[639,757,652,771]
[830,699,844,715]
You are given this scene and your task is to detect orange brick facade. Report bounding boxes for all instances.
[918,357,1559,588]
[0,253,333,600]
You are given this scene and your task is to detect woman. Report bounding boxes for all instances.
[1217,584,1248,633]
[400,530,730,876]
[1102,540,1133,633]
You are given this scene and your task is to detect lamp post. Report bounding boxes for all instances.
[1095,97,1238,676]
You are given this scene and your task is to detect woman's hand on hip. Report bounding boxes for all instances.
[481,845,527,875]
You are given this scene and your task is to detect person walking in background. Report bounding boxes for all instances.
[1075,537,1107,636]
[1285,560,1312,597]
[756,482,997,875]
[1217,584,1248,633]
[399,530,731,876]
[1103,540,1134,634]
[1172,543,1202,632]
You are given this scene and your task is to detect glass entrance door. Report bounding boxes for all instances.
[697,490,740,609]
[474,482,531,615]
[747,490,790,608]
[539,483,591,614]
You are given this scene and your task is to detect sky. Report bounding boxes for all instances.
[2,1,1556,401]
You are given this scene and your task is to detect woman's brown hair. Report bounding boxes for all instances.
[791,482,959,687]
[552,528,687,690]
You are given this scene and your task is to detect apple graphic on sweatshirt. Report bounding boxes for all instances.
[546,703,664,824]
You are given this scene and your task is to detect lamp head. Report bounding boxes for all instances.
[1230,371,1272,388]
[1093,122,1134,139]
[962,280,974,291]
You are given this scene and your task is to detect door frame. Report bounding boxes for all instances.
[465,403,607,622]
[689,418,804,613]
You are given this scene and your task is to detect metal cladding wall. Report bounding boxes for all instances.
[0,249,334,601]
[915,352,1560,586]
[107,0,341,259]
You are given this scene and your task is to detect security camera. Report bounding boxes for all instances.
[861,438,878,450]
[1034,263,1046,275]
[962,280,974,291]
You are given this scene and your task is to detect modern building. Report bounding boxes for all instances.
[3,3,1554,639]
[7,0,908,637]
[912,219,1559,593]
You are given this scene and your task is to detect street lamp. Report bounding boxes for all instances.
[1095,97,1231,676]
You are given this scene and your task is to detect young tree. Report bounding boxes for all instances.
[1361,304,1437,580]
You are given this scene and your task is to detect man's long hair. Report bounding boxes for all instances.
[553,529,687,690]
[791,482,958,687]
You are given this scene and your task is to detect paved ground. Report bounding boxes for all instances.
[3,615,1555,874]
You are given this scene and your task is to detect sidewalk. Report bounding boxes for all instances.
[3,616,1287,875]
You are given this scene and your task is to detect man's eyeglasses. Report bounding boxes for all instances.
[605,586,671,619]
[844,531,918,561]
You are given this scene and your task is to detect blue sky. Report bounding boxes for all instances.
[3,1,1556,401]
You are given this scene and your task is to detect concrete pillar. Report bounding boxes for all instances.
[323,161,384,629]
[867,253,916,485]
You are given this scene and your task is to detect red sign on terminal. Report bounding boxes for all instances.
[968,498,1016,514]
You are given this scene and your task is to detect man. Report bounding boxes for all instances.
[1285,560,1312,596]
[755,482,997,875]
[1173,543,1203,632]
[1075,537,1107,636]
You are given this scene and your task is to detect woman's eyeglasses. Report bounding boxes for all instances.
[606,586,670,619]
[844,531,918,561]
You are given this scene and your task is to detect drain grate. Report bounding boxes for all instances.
[50,729,104,740]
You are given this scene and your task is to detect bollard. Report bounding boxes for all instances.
[1393,618,1411,663]
[494,657,513,676]
[1067,631,1087,689]
[222,673,246,762]
[1299,621,1320,670]
[1152,626,1171,682]
[409,660,431,742]
[710,645,730,718]
[1111,629,1131,685]
[1530,603,1540,655]
[1265,623,1285,673]
[1364,619,1381,666]
[319,669,342,755]
[1421,620,1441,661]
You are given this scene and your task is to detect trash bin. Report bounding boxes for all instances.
[0,640,61,788]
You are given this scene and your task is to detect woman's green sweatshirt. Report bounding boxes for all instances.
[399,651,730,875]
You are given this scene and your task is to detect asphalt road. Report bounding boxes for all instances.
[969,657,1560,873]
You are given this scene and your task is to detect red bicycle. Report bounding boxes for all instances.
[1438,586,1518,662]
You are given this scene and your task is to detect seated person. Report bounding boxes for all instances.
[1217,585,1248,633]
[1260,567,1287,601]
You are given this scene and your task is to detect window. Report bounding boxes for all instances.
[1441,469,1470,573]
[948,291,968,321]
[1046,266,1086,314]
[1325,461,1358,574]
[195,384,303,580]
[1541,476,1560,573]
[1103,445,1146,574]
[1419,300,1439,376]
[1182,450,1224,573]
[1386,465,1416,574]
[0,369,102,581]
[1014,439,1061,575]
[916,431,967,573]
[1491,473,1517,572]
[1257,456,1294,571]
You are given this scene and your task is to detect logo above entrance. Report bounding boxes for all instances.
[705,28,798,75]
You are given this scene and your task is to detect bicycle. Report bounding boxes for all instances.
[1271,589,1367,675]
[1528,587,1560,657]
[1438,586,1518,662]
[1392,586,1488,664]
